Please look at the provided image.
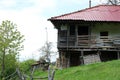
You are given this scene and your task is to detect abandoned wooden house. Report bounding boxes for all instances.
[48,5,120,68]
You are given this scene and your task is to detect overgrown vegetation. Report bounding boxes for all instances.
[30,60,120,80]
[54,60,120,80]
[4,56,118,80]
[19,59,35,73]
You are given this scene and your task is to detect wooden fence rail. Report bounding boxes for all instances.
[4,66,55,80]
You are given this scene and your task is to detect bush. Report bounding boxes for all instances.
[19,59,36,73]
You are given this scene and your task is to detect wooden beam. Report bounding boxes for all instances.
[117,51,120,59]
[59,51,62,68]
[81,50,84,65]
[67,53,70,67]
[75,25,78,46]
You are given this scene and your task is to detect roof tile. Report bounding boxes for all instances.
[49,5,120,22]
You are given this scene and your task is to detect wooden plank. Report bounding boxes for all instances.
[58,35,120,50]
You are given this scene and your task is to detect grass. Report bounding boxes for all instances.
[34,60,120,80]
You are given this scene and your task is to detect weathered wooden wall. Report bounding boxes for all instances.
[56,22,120,68]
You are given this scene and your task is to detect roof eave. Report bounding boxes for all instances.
[49,19,120,23]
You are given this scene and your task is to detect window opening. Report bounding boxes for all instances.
[70,25,75,35]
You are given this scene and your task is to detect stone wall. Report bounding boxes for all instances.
[83,54,101,65]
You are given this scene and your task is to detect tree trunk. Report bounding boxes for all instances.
[1,48,5,79]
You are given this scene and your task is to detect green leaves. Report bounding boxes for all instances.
[0,20,24,79]
[0,20,24,53]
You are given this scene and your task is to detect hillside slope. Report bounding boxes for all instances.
[54,60,120,80]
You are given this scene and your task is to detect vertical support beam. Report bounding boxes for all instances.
[67,52,70,68]
[75,25,78,46]
[60,51,67,68]
[81,50,84,65]
[117,51,120,59]
[59,51,66,69]
[62,52,65,68]
[97,50,101,62]
[67,26,69,50]
[89,23,92,47]
[59,51,62,69]
[58,29,60,46]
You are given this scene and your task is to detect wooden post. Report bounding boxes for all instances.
[117,51,120,59]
[97,50,101,62]
[48,66,55,80]
[75,25,78,46]
[59,51,62,69]
[67,53,70,67]
[60,51,66,68]
[48,66,51,80]
[16,68,23,80]
[67,26,69,50]
[81,50,84,65]
[59,51,65,69]
[66,51,70,68]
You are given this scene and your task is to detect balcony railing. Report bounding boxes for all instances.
[58,35,120,49]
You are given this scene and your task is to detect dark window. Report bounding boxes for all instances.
[70,25,75,35]
[78,26,88,35]
[100,31,108,36]
[100,31,108,39]
[60,30,67,37]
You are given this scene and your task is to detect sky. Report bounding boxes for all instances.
[0,0,107,61]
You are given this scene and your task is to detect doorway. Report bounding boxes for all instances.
[70,52,81,66]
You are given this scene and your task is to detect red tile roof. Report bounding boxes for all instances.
[49,5,120,22]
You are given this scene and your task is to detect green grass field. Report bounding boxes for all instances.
[34,60,120,80]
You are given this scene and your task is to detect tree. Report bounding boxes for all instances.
[38,42,54,63]
[107,0,120,5]
[0,20,24,79]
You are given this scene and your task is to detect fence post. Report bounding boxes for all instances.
[48,66,55,80]
[16,68,23,80]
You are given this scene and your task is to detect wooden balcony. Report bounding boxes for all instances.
[58,35,120,50]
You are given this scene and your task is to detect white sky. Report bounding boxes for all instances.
[0,0,107,61]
